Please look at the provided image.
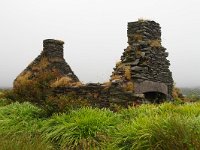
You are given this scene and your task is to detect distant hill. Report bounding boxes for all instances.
[180,87,200,96]
[0,87,12,90]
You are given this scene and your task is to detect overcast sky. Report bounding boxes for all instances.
[0,0,200,88]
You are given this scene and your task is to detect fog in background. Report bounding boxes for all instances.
[0,0,200,88]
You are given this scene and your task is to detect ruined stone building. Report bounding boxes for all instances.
[14,20,173,106]
[14,39,80,89]
[111,20,173,101]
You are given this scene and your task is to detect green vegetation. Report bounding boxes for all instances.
[181,87,200,102]
[0,100,54,149]
[42,107,120,149]
[0,97,200,150]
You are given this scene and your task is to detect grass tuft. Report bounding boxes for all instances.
[41,107,121,149]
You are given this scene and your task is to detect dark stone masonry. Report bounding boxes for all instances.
[14,20,173,107]
[13,39,79,88]
[111,20,173,100]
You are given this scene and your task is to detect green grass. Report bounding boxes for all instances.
[0,133,53,150]
[0,101,53,150]
[0,100,199,150]
[41,107,121,149]
[112,103,200,150]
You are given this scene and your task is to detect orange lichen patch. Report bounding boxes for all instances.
[133,34,143,42]
[93,93,99,98]
[110,75,122,81]
[138,18,149,22]
[49,57,64,62]
[103,82,111,87]
[149,40,161,47]
[126,46,132,52]
[172,86,184,99]
[123,81,134,92]
[128,34,143,42]
[51,76,82,87]
[116,61,122,67]
[13,71,32,88]
[124,66,131,80]
[72,81,83,87]
[102,81,112,89]
[135,47,142,57]
[32,57,50,71]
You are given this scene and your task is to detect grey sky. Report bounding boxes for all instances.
[0,0,200,87]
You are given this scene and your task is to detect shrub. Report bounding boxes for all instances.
[0,98,11,106]
[111,75,122,81]
[112,115,200,150]
[111,103,200,150]
[123,81,134,92]
[44,94,90,115]
[0,102,43,134]
[0,102,53,149]
[13,70,58,104]
[138,18,149,22]
[186,93,200,102]
[116,60,122,67]
[172,86,184,100]
[41,107,121,149]
[51,76,82,87]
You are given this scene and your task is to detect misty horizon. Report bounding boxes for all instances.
[0,0,200,88]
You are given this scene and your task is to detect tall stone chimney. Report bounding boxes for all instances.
[111,20,173,100]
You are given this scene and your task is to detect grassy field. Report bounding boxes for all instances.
[0,98,200,150]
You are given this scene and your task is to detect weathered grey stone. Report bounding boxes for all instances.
[135,81,168,96]
[111,20,173,100]
[14,39,79,89]
[131,66,144,71]
[141,52,146,57]
[132,59,140,65]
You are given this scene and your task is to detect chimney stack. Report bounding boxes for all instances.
[42,39,64,58]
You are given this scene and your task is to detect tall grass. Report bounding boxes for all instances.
[41,107,121,149]
[0,102,53,150]
[0,101,200,149]
[112,103,200,150]
[0,98,11,106]
[0,102,43,134]
[0,133,53,150]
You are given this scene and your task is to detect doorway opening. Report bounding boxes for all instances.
[144,92,167,103]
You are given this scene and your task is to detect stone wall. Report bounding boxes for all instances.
[111,20,173,99]
[13,20,174,106]
[13,39,79,89]
[53,83,141,108]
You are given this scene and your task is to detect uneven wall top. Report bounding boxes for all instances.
[42,39,65,58]
[13,20,174,104]
[127,20,161,41]
[111,20,173,99]
[43,39,64,45]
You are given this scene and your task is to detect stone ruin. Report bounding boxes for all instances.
[14,20,173,107]
[14,39,80,89]
[111,20,173,101]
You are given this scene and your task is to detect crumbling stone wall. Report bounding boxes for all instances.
[13,39,79,89]
[13,20,173,106]
[111,20,173,99]
[54,83,140,108]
